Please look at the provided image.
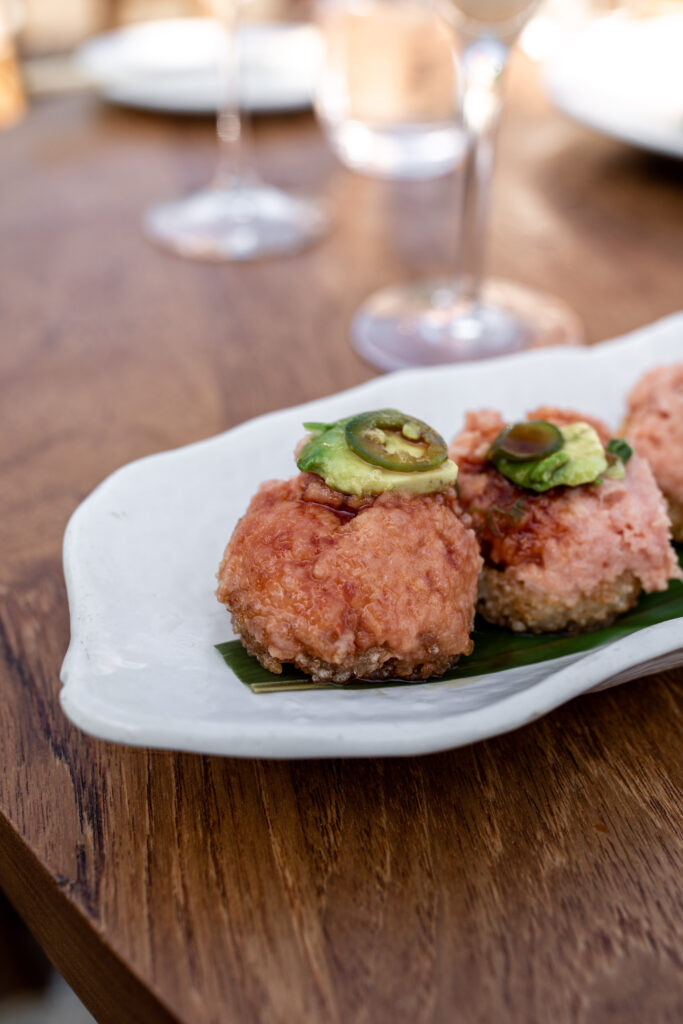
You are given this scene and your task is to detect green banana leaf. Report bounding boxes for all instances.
[216,548,683,694]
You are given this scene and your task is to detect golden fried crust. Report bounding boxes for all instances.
[232,620,462,683]
[217,474,482,682]
[477,568,641,634]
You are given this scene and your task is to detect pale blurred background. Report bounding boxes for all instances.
[20,1,309,53]
[3,0,681,161]
[2,0,681,159]
[12,0,680,54]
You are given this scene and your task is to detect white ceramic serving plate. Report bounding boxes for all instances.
[77,19,322,115]
[61,314,683,758]
[545,14,683,160]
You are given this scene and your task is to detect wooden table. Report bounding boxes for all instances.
[1,57,682,1024]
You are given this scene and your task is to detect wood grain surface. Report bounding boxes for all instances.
[1,56,682,1024]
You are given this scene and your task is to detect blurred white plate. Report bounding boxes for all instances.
[77,17,322,114]
[545,14,683,159]
[60,314,683,759]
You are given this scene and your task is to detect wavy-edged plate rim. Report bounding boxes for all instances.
[60,312,683,758]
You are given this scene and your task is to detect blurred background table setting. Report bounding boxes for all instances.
[8,0,683,360]
[1,1,682,1022]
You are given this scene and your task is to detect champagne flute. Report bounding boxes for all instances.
[352,0,583,369]
[144,1,329,261]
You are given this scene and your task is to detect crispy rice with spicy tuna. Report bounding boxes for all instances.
[624,363,683,541]
[449,406,681,634]
[217,410,482,683]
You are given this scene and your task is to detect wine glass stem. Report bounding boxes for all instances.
[455,37,509,306]
[213,2,253,189]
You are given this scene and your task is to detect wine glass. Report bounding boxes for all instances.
[352,0,583,369]
[144,1,329,261]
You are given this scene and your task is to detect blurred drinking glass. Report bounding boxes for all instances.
[316,0,466,179]
[352,0,583,369]
[0,0,25,130]
[144,1,329,261]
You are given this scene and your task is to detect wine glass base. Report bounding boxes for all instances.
[144,184,329,261]
[352,278,584,371]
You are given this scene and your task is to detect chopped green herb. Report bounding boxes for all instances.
[303,421,332,433]
[607,438,633,463]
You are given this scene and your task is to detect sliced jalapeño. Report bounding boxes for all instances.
[489,420,563,463]
[344,409,448,472]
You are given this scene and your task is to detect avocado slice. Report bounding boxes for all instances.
[493,422,608,492]
[297,415,458,497]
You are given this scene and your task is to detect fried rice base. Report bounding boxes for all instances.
[232,617,461,683]
[477,567,642,634]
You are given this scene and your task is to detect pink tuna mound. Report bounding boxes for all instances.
[217,474,482,682]
[625,363,683,541]
[450,406,681,634]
